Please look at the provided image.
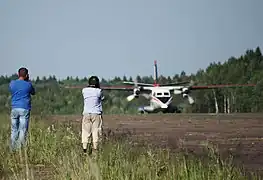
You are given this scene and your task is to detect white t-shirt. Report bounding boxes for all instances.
[82,87,103,114]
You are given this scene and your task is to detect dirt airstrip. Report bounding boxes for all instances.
[49,113,263,175]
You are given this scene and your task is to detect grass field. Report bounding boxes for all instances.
[0,113,262,180]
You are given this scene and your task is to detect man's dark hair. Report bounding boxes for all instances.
[88,76,100,88]
[18,67,28,78]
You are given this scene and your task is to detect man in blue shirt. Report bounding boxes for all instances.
[9,67,35,150]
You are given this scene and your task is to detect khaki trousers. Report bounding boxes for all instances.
[82,113,102,150]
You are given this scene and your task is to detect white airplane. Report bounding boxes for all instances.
[65,60,256,114]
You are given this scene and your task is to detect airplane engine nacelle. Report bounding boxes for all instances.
[133,88,140,97]
[182,93,188,98]
[127,88,140,101]
[173,90,182,95]
[182,87,189,94]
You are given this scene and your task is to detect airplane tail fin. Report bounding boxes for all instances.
[153,60,191,87]
[154,60,158,85]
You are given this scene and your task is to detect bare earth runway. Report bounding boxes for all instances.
[50,113,263,175]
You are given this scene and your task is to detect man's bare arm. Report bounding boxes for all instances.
[100,90,105,101]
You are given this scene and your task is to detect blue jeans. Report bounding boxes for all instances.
[10,108,30,150]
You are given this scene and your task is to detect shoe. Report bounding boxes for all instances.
[91,149,98,160]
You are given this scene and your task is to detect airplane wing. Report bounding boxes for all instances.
[101,85,134,91]
[167,83,256,95]
[63,85,135,91]
[158,81,190,86]
[122,81,191,87]
[189,83,256,90]
[123,81,154,87]
[62,84,155,94]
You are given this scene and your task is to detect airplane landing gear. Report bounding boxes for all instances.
[163,105,181,113]
[138,107,145,114]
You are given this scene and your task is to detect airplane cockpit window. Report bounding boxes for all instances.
[164,92,169,95]
[157,93,162,96]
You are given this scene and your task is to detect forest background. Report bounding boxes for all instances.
[1,47,262,115]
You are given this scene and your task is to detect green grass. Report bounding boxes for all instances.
[0,114,261,180]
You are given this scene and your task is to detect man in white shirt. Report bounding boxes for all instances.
[81,76,104,155]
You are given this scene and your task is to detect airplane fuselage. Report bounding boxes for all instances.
[137,87,179,114]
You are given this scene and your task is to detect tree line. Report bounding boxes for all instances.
[1,47,263,115]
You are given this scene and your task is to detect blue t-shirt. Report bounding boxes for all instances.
[9,79,35,110]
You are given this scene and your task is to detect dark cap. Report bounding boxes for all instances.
[88,76,100,88]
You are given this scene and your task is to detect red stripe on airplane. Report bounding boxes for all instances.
[151,96,162,104]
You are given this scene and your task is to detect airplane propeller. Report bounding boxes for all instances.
[183,80,195,104]
[127,93,136,101]
[183,94,195,104]
[173,80,196,104]
[126,78,140,101]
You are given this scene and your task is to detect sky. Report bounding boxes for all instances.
[1,0,263,80]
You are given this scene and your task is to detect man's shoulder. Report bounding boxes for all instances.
[9,79,18,86]
[82,87,101,90]
[94,87,102,93]
[21,80,33,86]
[82,87,91,93]
[82,87,102,94]
[10,79,32,87]
[82,87,89,91]
[10,79,17,84]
